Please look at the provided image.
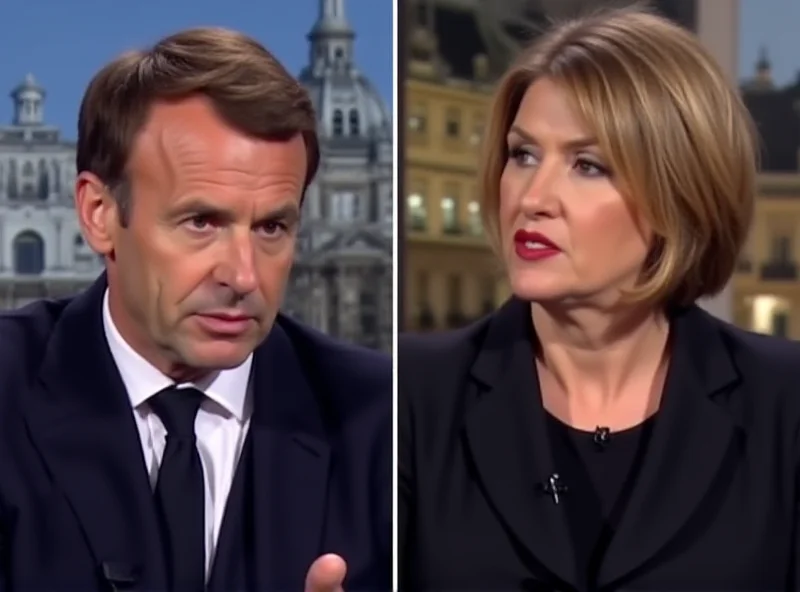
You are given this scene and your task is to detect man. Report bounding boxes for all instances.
[0,28,391,592]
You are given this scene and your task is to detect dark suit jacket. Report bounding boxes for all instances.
[399,297,800,591]
[0,275,392,591]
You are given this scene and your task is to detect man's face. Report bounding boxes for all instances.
[95,96,307,377]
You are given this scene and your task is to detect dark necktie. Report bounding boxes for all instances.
[150,386,206,592]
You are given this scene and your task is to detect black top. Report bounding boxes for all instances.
[398,297,800,591]
[546,413,657,589]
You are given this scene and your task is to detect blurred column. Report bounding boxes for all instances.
[695,0,739,322]
[397,0,408,331]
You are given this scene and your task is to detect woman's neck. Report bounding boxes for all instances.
[531,301,671,414]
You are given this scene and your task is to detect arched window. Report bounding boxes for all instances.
[332,109,344,136]
[37,159,49,199]
[349,109,360,136]
[52,160,61,193]
[13,230,45,275]
[7,159,18,199]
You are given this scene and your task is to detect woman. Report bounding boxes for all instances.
[398,6,800,592]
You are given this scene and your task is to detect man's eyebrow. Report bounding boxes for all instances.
[258,203,300,223]
[167,199,301,223]
[264,204,300,218]
[168,199,230,220]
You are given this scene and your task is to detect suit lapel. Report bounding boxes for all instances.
[464,298,577,588]
[249,320,331,591]
[598,305,741,587]
[22,275,167,590]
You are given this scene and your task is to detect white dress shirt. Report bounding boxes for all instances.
[102,290,252,578]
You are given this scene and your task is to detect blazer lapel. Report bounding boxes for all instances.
[22,275,167,590]
[464,298,577,588]
[598,305,741,587]
[249,320,332,591]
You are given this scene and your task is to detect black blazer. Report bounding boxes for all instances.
[399,297,800,591]
[0,274,392,591]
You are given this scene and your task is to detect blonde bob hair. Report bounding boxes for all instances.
[480,6,759,307]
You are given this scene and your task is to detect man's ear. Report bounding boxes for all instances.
[74,172,121,256]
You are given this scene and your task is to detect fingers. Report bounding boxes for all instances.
[304,553,347,592]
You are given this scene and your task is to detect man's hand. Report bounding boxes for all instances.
[305,553,347,592]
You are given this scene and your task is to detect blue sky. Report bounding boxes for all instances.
[739,0,800,86]
[0,0,794,138]
[0,0,392,138]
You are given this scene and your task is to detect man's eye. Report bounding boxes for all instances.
[259,221,288,237]
[187,215,214,230]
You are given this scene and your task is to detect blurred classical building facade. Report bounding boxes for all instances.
[0,0,393,351]
[404,0,504,333]
[402,0,738,332]
[284,0,394,351]
[0,74,101,308]
[735,54,800,340]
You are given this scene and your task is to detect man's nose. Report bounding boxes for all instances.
[216,234,258,295]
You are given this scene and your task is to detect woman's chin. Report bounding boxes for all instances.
[509,273,571,304]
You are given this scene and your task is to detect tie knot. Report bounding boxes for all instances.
[149,387,204,439]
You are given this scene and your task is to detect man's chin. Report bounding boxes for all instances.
[180,340,259,370]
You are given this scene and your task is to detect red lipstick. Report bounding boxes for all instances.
[513,229,561,261]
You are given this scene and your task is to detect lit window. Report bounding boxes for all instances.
[407,193,427,231]
[467,201,482,235]
[441,196,457,233]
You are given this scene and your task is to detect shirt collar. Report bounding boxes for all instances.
[101,289,252,421]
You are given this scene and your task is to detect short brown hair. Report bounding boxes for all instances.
[480,6,758,307]
[76,27,319,226]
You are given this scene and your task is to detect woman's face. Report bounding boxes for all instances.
[499,78,651,307]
